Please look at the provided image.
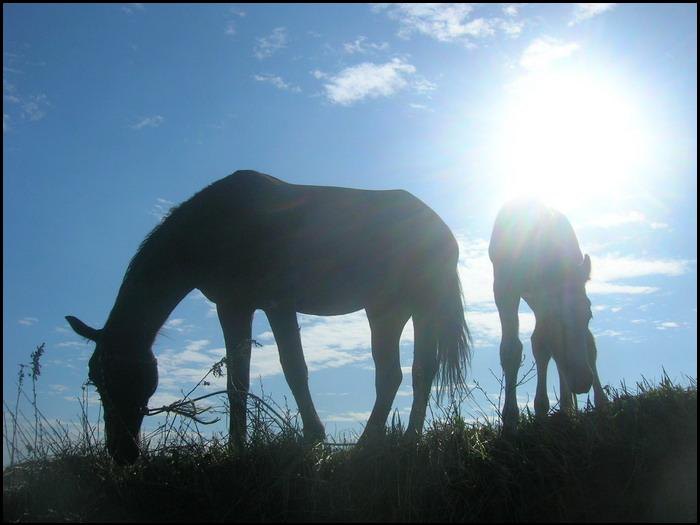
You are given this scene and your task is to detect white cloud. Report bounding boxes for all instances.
[376,3,523,44]
[324,411,372,423]
[585,210,669,230]
[520,36,579,70]
[584,254,691,295]
[590,255,691,283]
[498,18,525,38]
[343,36,389,55]
[56,341,89,348]
[131,115,164,130]
[320,58,428,106]
[18,317,39,326]
[164,318,194,334]
[655,321,683,330]
[376,4,479,42]
[253,73,301,93]
[185,339,210,352]
[502,4,520,17]
[254,27,288,59]
[569,3,616,26]
[3,113,9,133]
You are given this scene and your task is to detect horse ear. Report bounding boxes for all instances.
[582,254,591,281]
[65,316,101,342]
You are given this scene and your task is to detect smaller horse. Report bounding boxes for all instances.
[489,200,607,431]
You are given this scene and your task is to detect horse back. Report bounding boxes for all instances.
[489,200,583,293]
[177,170,458,312]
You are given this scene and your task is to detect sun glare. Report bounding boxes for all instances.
[492,67,650,212]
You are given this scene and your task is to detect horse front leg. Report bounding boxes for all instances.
[557,364,575,413]
[587,331,608,408]
[495,282,522,433]
[217,302,255,451]
[265,305,325,443]
[531,324,551,419]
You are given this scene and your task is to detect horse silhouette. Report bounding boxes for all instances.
[489,200,607,432]
[67,170,471,464]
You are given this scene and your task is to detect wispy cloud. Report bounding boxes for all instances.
[163,318,194,334]
[317,58,432,106]
[253,73,301,93]
[569,3,616,26]
[519,36,579,70]
[343,36,389,55]
[3,113,9,133]
[584,210,669,230]
[324,411,372,423]
[4,79,50,124]
[224,7,245,35]
[590,255,691,282]
[189,289,218,317]
[18,317,39,326]
[375,4,524,45]
[132,115,164,130]
[655,321,686,330]
[254,27,288,59]
[121,3,145,15]
[502,4,520,17]
[587,255,691,295]
[375,4,489,42]
[150,197,174,221]
[56,341,89,348]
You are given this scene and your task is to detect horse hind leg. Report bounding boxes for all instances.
[405,308,438,439]
[358,304,411,445]
[265,305,325,442]
[217,302,255,451]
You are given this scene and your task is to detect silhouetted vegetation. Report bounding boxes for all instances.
[3,346,696,522]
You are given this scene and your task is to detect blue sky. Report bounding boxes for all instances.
[3,3,697,458]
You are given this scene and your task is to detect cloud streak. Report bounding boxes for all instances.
[254,27,288,59]
[519,37,579,70]
[132,115,164,130]
[375,3,524,45]
[569,3,616,26]
[253,73,301,93]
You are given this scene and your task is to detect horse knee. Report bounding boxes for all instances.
[381,366,403,394]
[500,338,523,372]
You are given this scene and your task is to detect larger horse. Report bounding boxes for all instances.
[489,200,607,432]
[67,170,471,464]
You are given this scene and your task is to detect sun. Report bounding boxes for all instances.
[490,66,650,212]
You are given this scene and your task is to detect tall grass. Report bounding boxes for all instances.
[3,345,696,522]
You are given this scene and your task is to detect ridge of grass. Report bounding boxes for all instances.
[3,346,696,522]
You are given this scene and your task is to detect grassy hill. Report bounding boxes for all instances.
[3,371,696,522]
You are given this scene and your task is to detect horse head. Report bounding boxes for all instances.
[555,254,594,394]
[66,316,158,465]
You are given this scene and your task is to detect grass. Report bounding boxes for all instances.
[3,345,697,522]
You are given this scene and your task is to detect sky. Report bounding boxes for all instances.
[3,3,697,461]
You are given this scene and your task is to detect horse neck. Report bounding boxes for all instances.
[104,264,193,353]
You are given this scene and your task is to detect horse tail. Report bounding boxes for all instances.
[434,267,472,400]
